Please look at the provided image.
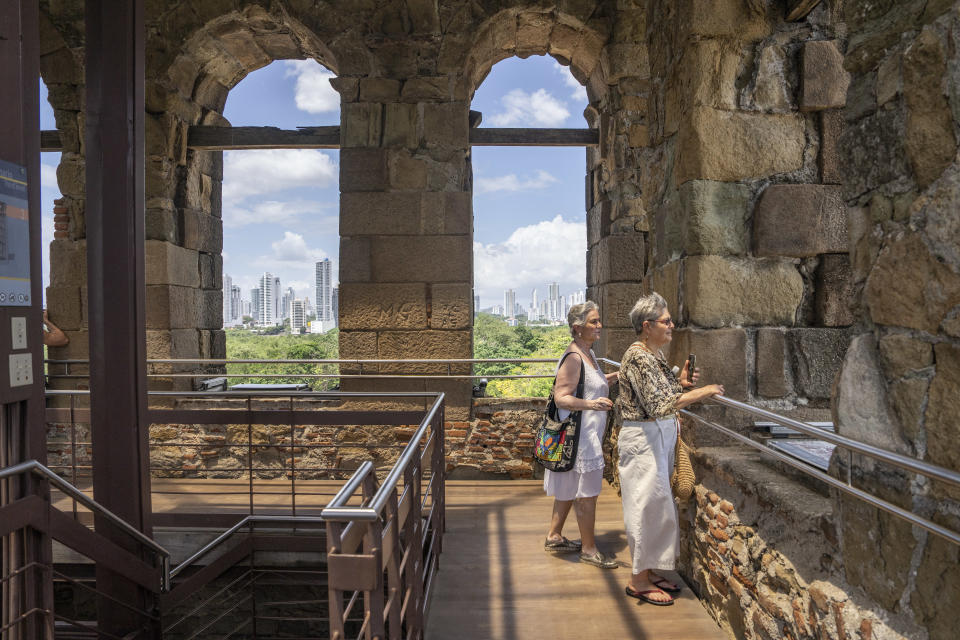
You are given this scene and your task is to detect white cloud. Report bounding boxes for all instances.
[223,149,337,203]
[474,215,586,304]
[223,199,336,229]
[475,170,558,194]
[40,163,59,191]
[553,61,588,102]
[270,231,329,263]
[250,232,335,288]
[284,60,340,114]
[487,88,570,127]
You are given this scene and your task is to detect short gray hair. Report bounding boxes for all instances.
[567,301,599,338]
[629,292,668,334]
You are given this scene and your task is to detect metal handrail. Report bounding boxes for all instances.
[321,393,444,521]
[709,395,960,489]
[602,357,960,545]
[46,358,559,365]
[169,515,327,581]
[169,392,443,580]
[680,409,960,546]
[0,460,172,587]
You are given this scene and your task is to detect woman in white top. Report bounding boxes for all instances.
[543,301,620,568]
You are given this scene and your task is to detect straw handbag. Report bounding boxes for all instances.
[670,417,696,501]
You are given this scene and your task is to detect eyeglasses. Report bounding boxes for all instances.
[649,317,674,326]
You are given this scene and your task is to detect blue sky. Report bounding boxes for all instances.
[39,55,589,311]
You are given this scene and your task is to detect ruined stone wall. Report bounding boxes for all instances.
[682,449,922,640]
[46,398,544,480]
[611,2,857,442]
[832,3,960,639]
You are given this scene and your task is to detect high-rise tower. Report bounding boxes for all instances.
[315,259,333,322]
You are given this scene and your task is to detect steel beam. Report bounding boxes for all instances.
[84,0,156,636]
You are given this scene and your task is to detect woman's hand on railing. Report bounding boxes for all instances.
[675,383,724,410]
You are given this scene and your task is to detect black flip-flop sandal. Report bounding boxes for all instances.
[651,577,681,593]
[625,585,675,606]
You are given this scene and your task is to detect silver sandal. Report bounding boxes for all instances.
[544,536,582,552]
[579,551,618,569]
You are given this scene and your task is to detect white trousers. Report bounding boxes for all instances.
[618,417,679,574]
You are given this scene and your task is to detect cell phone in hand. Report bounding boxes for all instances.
[688,354,696,383]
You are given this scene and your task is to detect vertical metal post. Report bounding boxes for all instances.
[248,399,254,515]
[384,489,401,639]
[364,513,385,640]
[436,399,446,540]
[84,0,156,636]
[403,462,424,635]
[326,520,346,640]
[0,0,53,635]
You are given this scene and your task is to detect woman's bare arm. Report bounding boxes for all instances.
[554,352,613,412]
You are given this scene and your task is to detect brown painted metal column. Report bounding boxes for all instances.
[0,0,54,637]
[84,0,155,635]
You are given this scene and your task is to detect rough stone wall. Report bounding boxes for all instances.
[832,3,960,640]
[608,1,857,443]
[683,449,923,640]
[46,398,543,480]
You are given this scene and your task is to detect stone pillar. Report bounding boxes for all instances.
[835,3,960,637]
[39,21,89,393]
[142,82,224,389]
[585,7,648,362]
[632,2,855,436]
[336,73,473,419]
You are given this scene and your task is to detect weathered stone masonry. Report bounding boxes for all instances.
[36,2,960,639]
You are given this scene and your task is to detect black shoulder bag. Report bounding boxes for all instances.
[533,352,585,472]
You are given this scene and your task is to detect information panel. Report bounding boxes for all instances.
[0,159,31,306]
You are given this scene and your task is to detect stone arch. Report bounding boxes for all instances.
[456,5,653,360]
[458,7,611,108]
[141,4,347,385]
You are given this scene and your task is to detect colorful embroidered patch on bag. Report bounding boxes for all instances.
[535,428,565,463]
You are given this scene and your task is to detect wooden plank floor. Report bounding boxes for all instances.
[51,477,726,638]
[427,480,727,640]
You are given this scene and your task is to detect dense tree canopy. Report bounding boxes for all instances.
[223,316,570,396]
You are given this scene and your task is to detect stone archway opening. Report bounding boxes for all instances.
[218,59,341,338]
[469,53,591,368]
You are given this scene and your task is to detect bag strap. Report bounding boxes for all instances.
[546,351,585,418]
[555,351,585,397]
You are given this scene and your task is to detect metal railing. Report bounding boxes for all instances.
[320,392,446,640]
[45,357,567,383]
[682,395,960,546]
[44,389,445,527]
[596,356,960,546]
[156,392,446,640]
[1,460,170,638]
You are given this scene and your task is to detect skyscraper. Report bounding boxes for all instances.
[281,286,295,321]
[273,276,282,322]
[548,282,560,321]
[250,287,260,321]
[222,274,233,327]
[230,285,241,323]
[315,259,333,322]
[257,273,276,326]
[504,289,516,319]
[290,299,306,333]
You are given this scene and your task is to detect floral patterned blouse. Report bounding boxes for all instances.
[616,342,682,421]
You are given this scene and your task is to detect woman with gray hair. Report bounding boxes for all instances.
[616,292,724,605]
[543,301,620,568]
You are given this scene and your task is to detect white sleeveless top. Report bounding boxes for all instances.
[557,350,609,473]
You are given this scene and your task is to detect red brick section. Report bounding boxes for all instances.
[53,197,70,238]
[689,486,894,640]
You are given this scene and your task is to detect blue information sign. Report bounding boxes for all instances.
[0,159,32,306]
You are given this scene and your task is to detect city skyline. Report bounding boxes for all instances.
[38,56,590,309]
